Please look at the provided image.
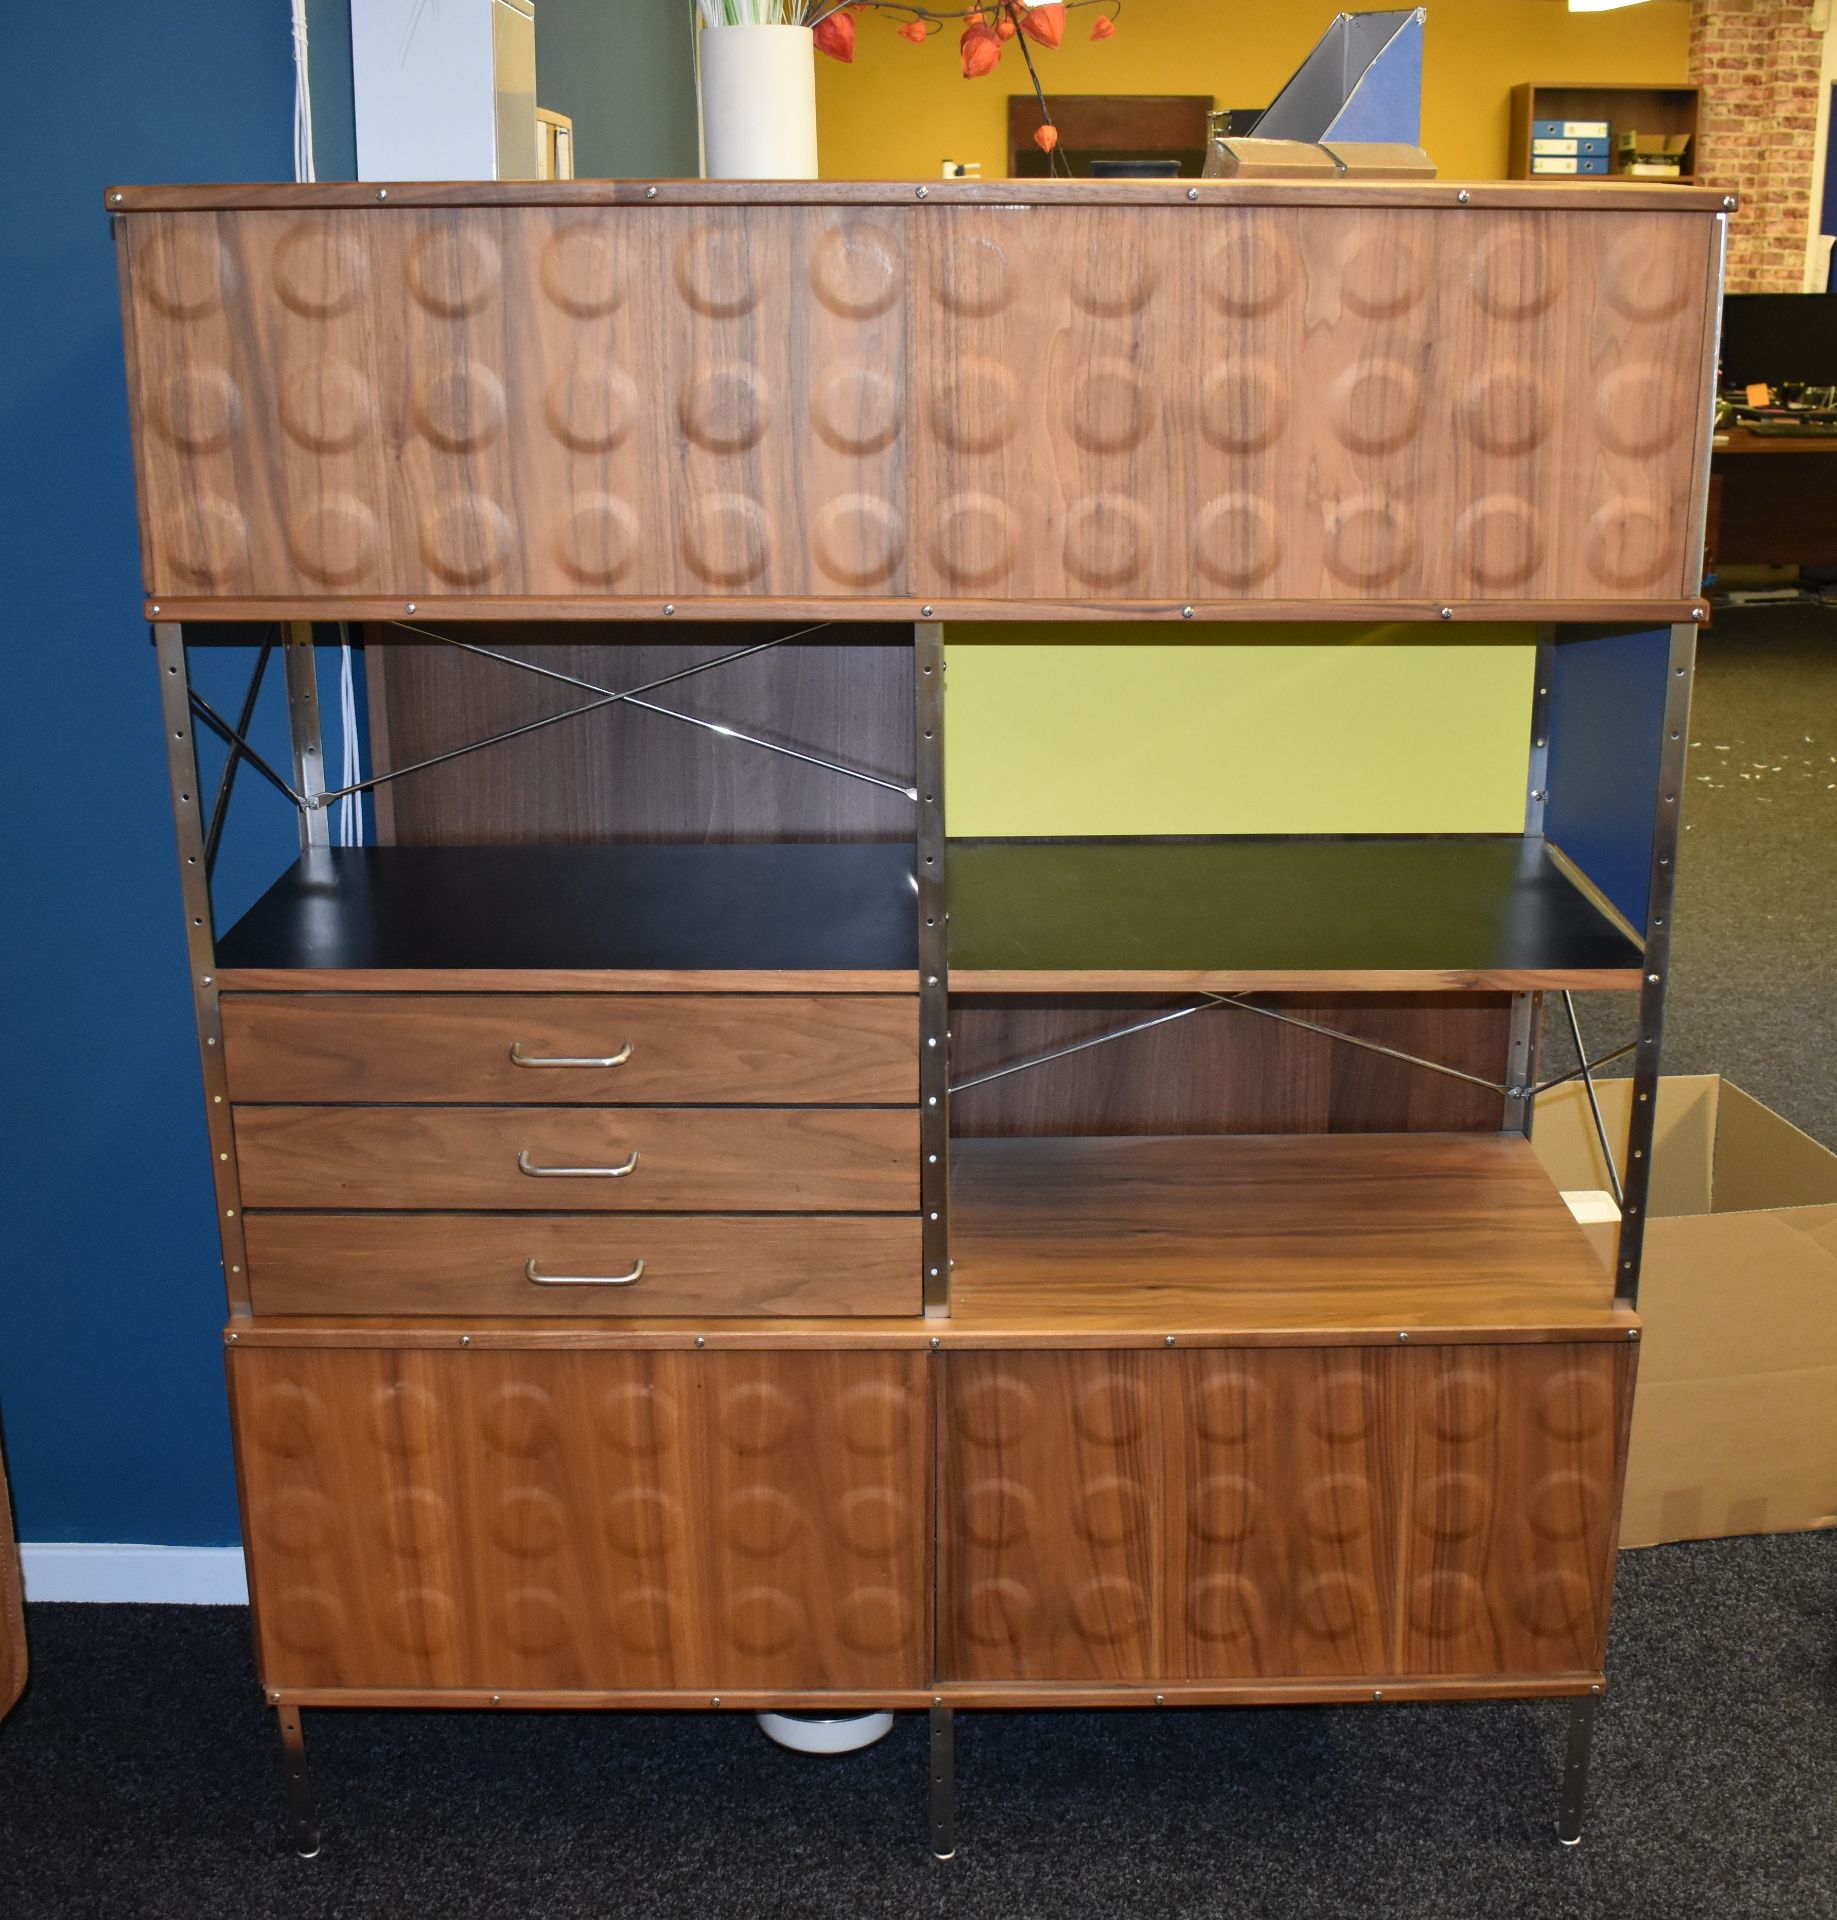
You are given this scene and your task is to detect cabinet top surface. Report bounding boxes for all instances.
[103,178,1734,214]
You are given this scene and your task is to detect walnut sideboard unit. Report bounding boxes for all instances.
[108,177,1728,1860]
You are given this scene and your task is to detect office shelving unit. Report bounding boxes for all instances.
[107,175,1727,1859]
[1509,82,1703,184]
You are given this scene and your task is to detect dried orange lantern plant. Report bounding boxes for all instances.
[799,1,1124,171]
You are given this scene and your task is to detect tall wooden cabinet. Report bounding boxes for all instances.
[107,177,1727,1857]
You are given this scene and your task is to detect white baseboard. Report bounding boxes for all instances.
[20,1544,248,1605]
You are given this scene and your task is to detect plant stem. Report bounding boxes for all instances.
[1008,6,1067,179]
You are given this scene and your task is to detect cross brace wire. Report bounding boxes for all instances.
[949,992,1639,1103]
[308,621,917,808]
[201,628,277,874]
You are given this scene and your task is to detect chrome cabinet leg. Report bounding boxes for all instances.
[1556,1695,1598,1846]
[276,1703,321,1859]
[929,1703,956,1861]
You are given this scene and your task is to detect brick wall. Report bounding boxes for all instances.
[1690,0,1826,290]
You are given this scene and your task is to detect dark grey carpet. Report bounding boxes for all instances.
[1,1532,1832,1919]
[1548,603,1837,1148]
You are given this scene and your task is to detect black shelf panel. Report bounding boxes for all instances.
[214,844,919,975]
[945,836,1644,984]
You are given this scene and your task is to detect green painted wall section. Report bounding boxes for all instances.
[943,627,1538,839]
[534,0,701,181]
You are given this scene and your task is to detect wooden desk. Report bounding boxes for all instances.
[1708,427,1837,569]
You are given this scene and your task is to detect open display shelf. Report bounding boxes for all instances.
[213,843,920,983]
[946,837,1644,992]
[947,1132,1631,1341]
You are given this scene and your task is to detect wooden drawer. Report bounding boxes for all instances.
[244,1213,921,1317]
[231,1345,932,1695]
[220,993,917,1105]
[233,1106,919,1211]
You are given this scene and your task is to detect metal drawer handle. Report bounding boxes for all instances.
[525,1257,644,1287]
[516,1148,640,1179]
[509,1040,633,1069]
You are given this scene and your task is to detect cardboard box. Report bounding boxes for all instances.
[1616,130,1692,178]
[1531,1075,1837,1548]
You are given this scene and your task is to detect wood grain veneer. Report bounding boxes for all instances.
[228,1345,931,1693]
[936,1342,1632,1688]
[232,1105,919,1212]
[115,192,1720,614]
[948,1133,1624,1335]
[0,1444,24,1723]
[939,1352,1161,1682]
[950,994,1514,1137]
[366,628,914,847]
[244,1213,920,1318]
[265,1674,1605,1710]
[214,968,920,994]
[220,992,918,1105]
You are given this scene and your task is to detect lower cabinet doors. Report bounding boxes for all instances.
[937,1344,1635,1688]
[230,1346,930,1695]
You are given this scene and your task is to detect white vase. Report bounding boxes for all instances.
[699,25,820,181]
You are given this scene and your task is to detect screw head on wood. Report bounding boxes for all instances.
[376,188,388,201]
[1372,1689,1384,1702]
[1627,1328,1639,1340]
[1398,1330,1410,1342]
[1164,1334,1176,1347]
[111,191,124,205]
[644,185,658,199]
[1693,606,1708,621]
[930,1336,941,1350]
[695,1334,707,1348]
[1181,605,1195,619]
[1722,195,1736,210]
[1155,1693,1165,1705]
[404,602,417,614]
[1439,606,1454,620]
[460,1334,471,1346]
[1457,189,1471,205]
[1187,187,1199,202]
[916,185,929,199]
[921,605,935,618]
[663,603,675,616]
[150,604,162,615]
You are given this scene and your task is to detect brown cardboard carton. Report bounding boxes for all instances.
[1531,1075,1837,1548]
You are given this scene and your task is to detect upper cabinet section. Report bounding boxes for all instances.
[109,182,1726,621]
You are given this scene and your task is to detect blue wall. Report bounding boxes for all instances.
[0,0,696,1551]
[0,5,298,1545]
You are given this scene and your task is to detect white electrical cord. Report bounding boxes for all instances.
[291,0,316,184]
[291,0,365,844]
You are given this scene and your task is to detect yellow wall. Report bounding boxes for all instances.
[816,0,1690,182]
[944,627,1537,837]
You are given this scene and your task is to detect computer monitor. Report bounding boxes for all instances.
[1720,293,1837,389]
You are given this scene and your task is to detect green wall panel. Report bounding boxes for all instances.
[944,626,1537,839]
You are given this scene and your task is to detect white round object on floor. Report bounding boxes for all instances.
[756,1710,894,1755]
